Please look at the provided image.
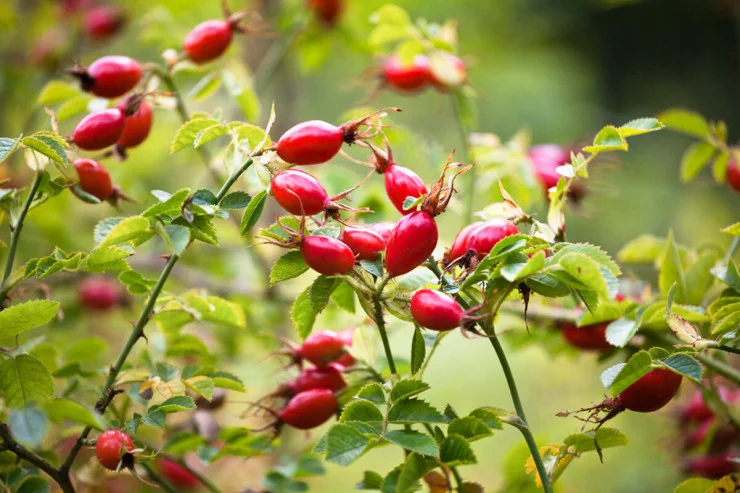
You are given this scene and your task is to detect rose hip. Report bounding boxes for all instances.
[78,276,119,310]
[383,55,431,93]
[84,5,125,40]
[617,368,682,413]
[96,430,134,471]
[276,120,344,165]
[466,219,519,258]
[291,364,346,394]
[306,0,344,26]
[184,19,233,64]
[271,169,329,216]
[73,159,114,201]
[73,108,126,151]
[341,227,386,261]
[334,329,356,368]
[385,211,438,278]
[278,388,338,430]
[369,222,395,243]
[116,98,152,150]
[296,330,347,367]
[300,235,355,275]
[444,221,483,265]
[411,289,464,331]
[727,157,740,192]
[560,322,613,352]
[80,55,141,98]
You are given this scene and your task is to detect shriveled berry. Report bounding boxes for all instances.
[466,219,518,258]
[158,458,199,488]
[385,211,438,278]
[84,5,125,39]
[411,289,464,331]
[341,227,385,261]
[384,164,428,215]
[445,222,483,264]
[84,56,141,98]
[278,388,337,430]
[297,330,346,367]
[727,157,740,192]
[383,55,431,93]
[617,368,682,413]
[116,98,152,149]
[306,0,344,26]
[300,236,355,275]
[271,169,328,215]
[96,430,134,470]
[74,159,113,201]
[78,276,119,310]
[73,108,125,151]
[369,221,395,244]
[334,329,356,368]
[276,120,344,165]
[184,20,233,64]
[291,364,346,394]
[560,322,613,352]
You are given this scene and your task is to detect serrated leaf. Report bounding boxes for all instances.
[673,478,715,493]
[554,252,609,298]
[188,72,221,101]
[410,327,425,375]
[171,117,221,153]
[8,407,48,448]
[397,453,436,493]
[309,275,341,313]
[563,427,628,453]
[711,258,740,293]
[194,123,227,149]
[240,190,266,236]
[617,118,664,137]
[0,300,59,340]
[325,423,371,466]
[270,251,309,286]
[21,135,68,166]
[141,188,190,219]
[38,80,79,105]
[390,380,430,403]
[208,371,245,392]
[383,430,439,456]
[292,286,317,339]
[0,136,21,165]
[0,354,55,408]
[658,108,710,139]
[43,399,105,430]
[356,471,384,490]
[605,306,647,348]
[152,395,196,414]
[98,216,154,248]
[356,383,385,404]
[602,351,652,396]
[660,354,702,383]
[467,407,504,430]
[331,281,355,313]
[440,434,476,465]
[447,417,493,442]
[659,231,687,302]
[388,398,445,424]
[16,476,50,493]
[57,95,92,121]
[680,142,715,182]
[182,376,215,401]
[340,400,383,426]
[583,126,627,153]
[220,191,251,210]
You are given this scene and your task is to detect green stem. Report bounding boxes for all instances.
[141,462,178,493]
[450,94,474,224]
[215,158,254,203]
[426,260,554,493]
[716,345,740,356]
[695,352,740,386]
[374,275,396,376]
[450,466,465,492]
[0,171,43,303]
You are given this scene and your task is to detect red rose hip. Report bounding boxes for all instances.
[271,169,329,216]
[384,164,428,215]
[306,0,344,26]
[82,56,141,98]
[411,289,464,331]
[383,55,431,93]
[341,227,386,261]
[727,157,740,192]
[291,365,346,394]
[300,235,355,275]
[369,221,395,243]
[297,330,346,367]
[73,108,126,151]
[78,276,119,310]
[276,120,344,165]
[444,221,483,265]
[84,5,125,39]
[116,98,152,149]
[385,211,438,277]
[158,458,199,488]
[466,219,519,258]
[184,19,233,64]
[334,329,356,367]
[617,368,682,413]
[278,388,338,430]
[96,430,134,470]
[74,159,114,201]
[560,322,613,351]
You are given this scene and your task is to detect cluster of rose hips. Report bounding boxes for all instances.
[677,386,740,479]
[253,330,355,432]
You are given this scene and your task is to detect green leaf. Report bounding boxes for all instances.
[309,275,342,313]
[57,95,92,121]
[340,400,383,425]
[165,225,190,255]
[194,123,227,149]
[660,354,702,383]
[8,407,48,448]
[397,453,437,493]
[563,427,628,453]
[583,126,627,153]
[331,281,355,313]
[16,476,50,493]
[467,407,504,430]
[721,222,740,236]
[38,80,79,105]
[221,69,260,122]
[617,118,664,137]
[659,231,688,302]
[680,142,715,182]
[387,398,445,424]
[383,430,439,456]
[270,251,309,286]
[152,396,196,413]
[410,327,425,375]
[601,351,652,397]
[658,108,710,139]
[208,371,245,392]
[0,354,54,408]
[0,300,58,340]
[240,190,266,236]
[163,433,207,454]
[390,380,430,403]
[356,471,383,490]
[673,478,715,493]
[43,399,105,430]
[356,384,385,404]
[605,306,647,348]
[188,72,221,101]
[292,286,317,340]
[554,252,609,298]
[617,234,665,264]
[711,258,740,293]
[141,188,190,220]
[119,270,157,295]
[0,136,21,165]
[440,434,477,465]
[552,243,621,276]
[448,417,494,442]
[220,191,251,210]
[21,134,68,166]
[97,216,154,248]
[500,251,545,282]
[324,423,371,466]
[171,117,221,153]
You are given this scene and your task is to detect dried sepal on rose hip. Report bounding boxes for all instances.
[410,289,498,337]
[442,219,519,273]
[275,108,401,166]
[66,55,142,99]
[385,155,472,277]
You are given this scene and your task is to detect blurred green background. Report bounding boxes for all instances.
[0,0,738,491]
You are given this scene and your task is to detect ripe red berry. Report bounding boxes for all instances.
[466,219,519,258]
[271,169,329,216]
[116,98,152,149]
[82,56,141,99]
[445,221,483,265]
[617,368,682,413]
[306,0,344,26]
[73,108,126,151]
[276,121,344,165]
[158,458,199,488]
[334,329,356,368]
[528,144,585,200]
[300,235,355,275]
[560,322,613,352]
[411,289,464,331]
[685,419,740,452]
[297,330,346,367]
[96,430,134,471]
[384,164,428,215]
[369,222,395,244]
[278,389,338,430]
[74,159,114,201]
[184,20,233,64]
[83,5,125,39]
[727,157,740,192]
[341,227,386,261]
[681,387,737,424]
[383,55,431,93]
[682,452,739,479]
[385,211,438,278]
[291,364,347,394]
[78,276,119,310]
